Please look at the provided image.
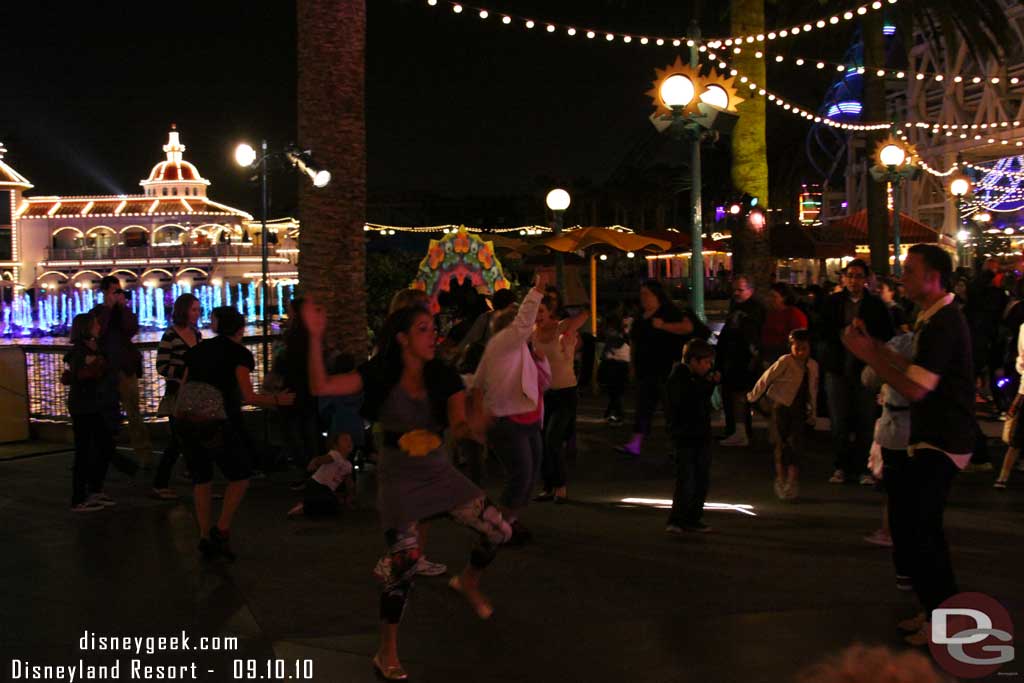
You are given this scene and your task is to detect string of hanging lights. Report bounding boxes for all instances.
[419,0,898,48]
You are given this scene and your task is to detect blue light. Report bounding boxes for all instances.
[826,101,863,118]
[883,23,896,36]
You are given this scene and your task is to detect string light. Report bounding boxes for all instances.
[422,0,897,49]
[363,223,554,235]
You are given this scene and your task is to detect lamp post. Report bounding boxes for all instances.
[870,136,920,276]
[949,175,972,268]
[546,188,570,293]
[234,141,330,377]
[647,55,742,322]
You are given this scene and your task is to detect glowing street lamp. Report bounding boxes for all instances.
[647,51,743,321]
[949,173,974,267]
[545,188,571,291]
[234,140,331,391]
[870,135,920,276]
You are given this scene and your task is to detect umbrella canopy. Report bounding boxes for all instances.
[828,210,941,244]
[541,227,672,254]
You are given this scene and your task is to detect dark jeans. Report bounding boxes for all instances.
[825,371,877,476]
[722,383,753,436]
[632,374,667,436]
[599,359,628,419]
[153,416,181,490]
[668,441,712,526]
[71,414,115,505]
[303,479,339,516]
[907,449,959,613]
[542,388,577,490]
[281,403,322,469]
[881,448,914,578]
[488,417,543,512]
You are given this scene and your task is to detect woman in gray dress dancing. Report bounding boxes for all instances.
[304,299,509,682]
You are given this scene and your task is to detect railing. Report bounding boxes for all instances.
[44,243,280,262]
[23,336,269,422]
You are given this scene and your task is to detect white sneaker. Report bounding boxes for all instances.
[720,428,749,447]
[828,470,846,484]
[71,500,105,513]
[863,529,893,547]
[415,557,448,577]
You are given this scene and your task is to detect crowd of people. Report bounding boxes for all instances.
[61,249,1024,679]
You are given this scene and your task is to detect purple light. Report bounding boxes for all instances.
[998,377,1012,389]
[883,23,896,36]
[841,201,849,208]
[715,206,726,222]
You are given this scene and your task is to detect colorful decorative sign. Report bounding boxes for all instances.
[411,228,510,312]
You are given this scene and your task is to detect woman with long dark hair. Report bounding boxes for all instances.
[618,280,695,457]
[274,297,321,471]
[304,299,509,681]
[153,293,201,499]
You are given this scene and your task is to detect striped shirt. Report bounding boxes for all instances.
[156,326,201,394]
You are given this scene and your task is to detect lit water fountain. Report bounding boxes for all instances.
[0,282,296,338]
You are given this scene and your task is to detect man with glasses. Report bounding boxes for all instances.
[821,260,893,484]
[718,275,765,447]
[93,276,153,473]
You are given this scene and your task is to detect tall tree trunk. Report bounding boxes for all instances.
[730,0,772,294]
[297,0,368,356]
[862,10,890,276]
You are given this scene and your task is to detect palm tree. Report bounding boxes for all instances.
[296,0,368,356]
[729,0,772,293]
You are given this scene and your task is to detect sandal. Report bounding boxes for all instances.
[994,479,1008,489]
[373,655,408,681]
[448,575,493,620]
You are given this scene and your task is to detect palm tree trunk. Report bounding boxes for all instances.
[730,0,772,293]
[297,0,368,356]
[862,10,890,276]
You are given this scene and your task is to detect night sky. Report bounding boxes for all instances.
[2,0,857,221]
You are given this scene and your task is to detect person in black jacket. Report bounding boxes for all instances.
[665,339,719,534]
[717,275,766,447]
[821,259,894,484]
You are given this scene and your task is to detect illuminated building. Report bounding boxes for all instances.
[0,127,297,292]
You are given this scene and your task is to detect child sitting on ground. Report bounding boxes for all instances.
[747,328,818,501]
[665,338,719,534]
[288,432,355,517]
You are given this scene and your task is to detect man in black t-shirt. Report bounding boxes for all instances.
[843,244,973,646]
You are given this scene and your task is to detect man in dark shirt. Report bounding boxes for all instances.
[820,260,893,484]
[843,244,972,646]
[92,276,152,469]
[718,275,765,447]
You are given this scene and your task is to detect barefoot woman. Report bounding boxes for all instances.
[304,300,510,681]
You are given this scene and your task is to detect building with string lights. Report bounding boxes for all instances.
[0,127,298,293]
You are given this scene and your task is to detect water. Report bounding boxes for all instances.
[1,282,295,338]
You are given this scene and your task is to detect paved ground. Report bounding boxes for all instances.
[2,399,1022,683]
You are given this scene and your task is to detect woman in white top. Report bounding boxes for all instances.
[531,294,588,503]
[472,273,552,543]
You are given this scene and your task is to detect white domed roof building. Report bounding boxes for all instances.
[0,127,298,291]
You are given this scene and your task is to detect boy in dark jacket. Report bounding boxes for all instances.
[665,338,719,533]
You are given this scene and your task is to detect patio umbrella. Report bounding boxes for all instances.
[539,227,673,334]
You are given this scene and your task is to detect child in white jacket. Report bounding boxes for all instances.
[747,329,818,501]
